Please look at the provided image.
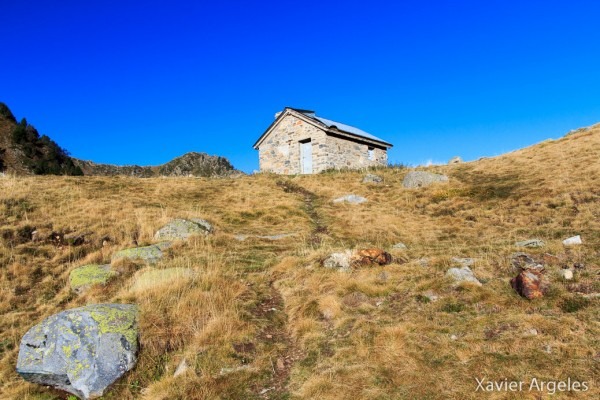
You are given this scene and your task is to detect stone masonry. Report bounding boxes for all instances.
[257,113,388,174]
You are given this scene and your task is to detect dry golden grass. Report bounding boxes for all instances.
[0,126,599,399]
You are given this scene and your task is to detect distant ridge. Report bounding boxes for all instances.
[73,152,239,178]
[0,102,239,177]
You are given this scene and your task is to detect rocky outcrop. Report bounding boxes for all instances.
[73,152,239,178]
[16,304,139,400]
[402,171,449,188]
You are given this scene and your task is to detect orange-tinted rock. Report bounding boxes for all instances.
[353,248,393,266]
[511,270,545,299]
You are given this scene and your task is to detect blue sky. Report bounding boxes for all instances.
[2,1,599,172]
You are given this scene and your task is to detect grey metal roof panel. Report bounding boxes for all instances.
[312,116,391,146]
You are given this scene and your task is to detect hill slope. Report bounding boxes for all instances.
[0,103,239,177]
[0,125,598,399]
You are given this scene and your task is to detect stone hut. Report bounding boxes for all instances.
[253,107,393,174]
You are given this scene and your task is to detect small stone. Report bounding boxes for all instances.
[392,242,407,250]
[449,156,463,164]
[173,358,189,378]
[362,174,383,183]
[526,329,538,336]
[450,335,458,340]
[515,239,545,248]
[544,345,552,354]
[333,194,367,204]
[560,269,574,280]
[377,271,389,282]
[562,235,582,246]
[446,266,482,286]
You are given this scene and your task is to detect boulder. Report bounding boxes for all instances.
[402,171,449,188]
[69,264,116,294]
[333,194,367,204]
[112,244,165,265]
[362,174,383,184]
[562,235,582,246]
[322,251,353,272]
[353,248,393,266]
[511,270,545,299]
[448,156,463,164]
[16,304,139,400]
[154,218,212,241]
[446,266,482,286]
[515,239,545,248]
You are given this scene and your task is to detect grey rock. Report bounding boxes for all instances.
[417,258,430,268]
[448,156,463,164]
[423,291,439,302]
[16,304,139,400]
[333,194,368,204]
[112,244,164,265]
[154,218,212,241]
[446,266,482,286]
[392,242,408,250]
[362,174,383,183]
[562,235,582,246]
[510,252,544,271]
[515,239,545,248]
[322,250,353,272]
[402,171,449,188]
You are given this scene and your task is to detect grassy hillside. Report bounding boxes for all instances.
[0,126,598,399]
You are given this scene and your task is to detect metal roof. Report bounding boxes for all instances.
[311,115,391,146]
[253,108,393,149]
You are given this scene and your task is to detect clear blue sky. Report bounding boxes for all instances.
[2,1,599,172]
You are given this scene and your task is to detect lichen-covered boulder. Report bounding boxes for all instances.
[69,264,116,294]
[112,244,165,265]
[332,194,367,204]
[154,218,213,241]
[16,304,139,400]
[402,171,449,188]
[446,266,482,286]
